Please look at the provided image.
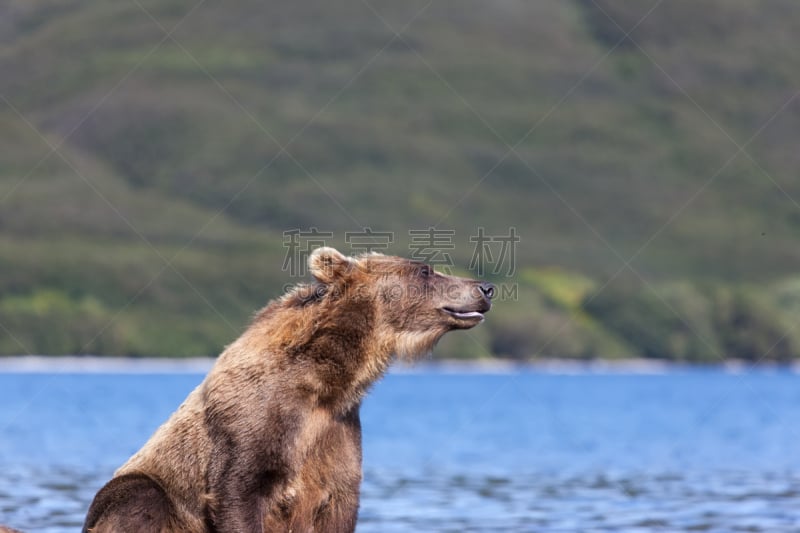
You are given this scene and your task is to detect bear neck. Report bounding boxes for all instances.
[253,287,395,413]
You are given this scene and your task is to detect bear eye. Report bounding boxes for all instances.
[418,265,432,278]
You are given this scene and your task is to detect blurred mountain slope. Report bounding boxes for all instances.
[2,0,800,358]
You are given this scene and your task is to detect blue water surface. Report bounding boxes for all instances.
[1,367,800,532]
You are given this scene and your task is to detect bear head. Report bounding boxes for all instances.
[307,247,494,359]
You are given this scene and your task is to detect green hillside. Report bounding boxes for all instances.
[2,0,800,361]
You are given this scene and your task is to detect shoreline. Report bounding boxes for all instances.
[0,355,796,375]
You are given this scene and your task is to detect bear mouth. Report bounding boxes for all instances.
[441,307,486,322]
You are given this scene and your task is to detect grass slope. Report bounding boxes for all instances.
[1,0,800,359]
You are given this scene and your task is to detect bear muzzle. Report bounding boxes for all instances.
[441,282,494,324]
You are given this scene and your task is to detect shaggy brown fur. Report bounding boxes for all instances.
[84,247,493,533]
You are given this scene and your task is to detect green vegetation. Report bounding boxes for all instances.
[1,0,799,361]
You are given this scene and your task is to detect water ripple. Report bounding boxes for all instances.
[357,469,800,532]
[3,466,796,532]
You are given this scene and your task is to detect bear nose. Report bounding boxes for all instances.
[479,282,496,300]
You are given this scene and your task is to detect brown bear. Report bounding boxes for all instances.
[83,247,494,533]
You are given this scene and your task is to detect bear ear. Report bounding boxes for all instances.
[308,247,354,284]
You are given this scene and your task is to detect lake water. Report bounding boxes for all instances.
[2,364,800,532]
